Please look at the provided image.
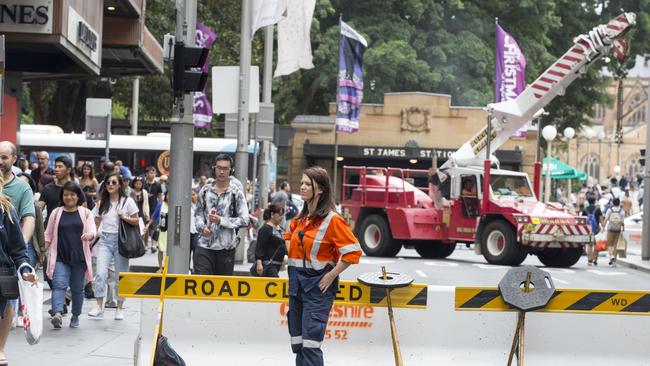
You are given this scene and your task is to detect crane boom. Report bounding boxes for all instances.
[443,12,636,169]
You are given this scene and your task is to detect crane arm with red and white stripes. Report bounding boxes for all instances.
[444,12,636,169]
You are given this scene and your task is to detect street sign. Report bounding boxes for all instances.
[118,272,428,309]
[211,66,260,114]
[456,287,650,315]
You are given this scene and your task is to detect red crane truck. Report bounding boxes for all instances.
[341,13,636,267]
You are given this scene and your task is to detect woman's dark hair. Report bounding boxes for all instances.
[297,166,335,220]
[81,162,95,179]
[98,173,125,215]
[612,197,621,206]
[16,173,36,193]
[263,203,284,221]
[39,173,54,188]
[131,175,145,189]
[60,181,84,206]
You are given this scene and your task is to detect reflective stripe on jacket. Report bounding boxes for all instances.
[284,211,361,270]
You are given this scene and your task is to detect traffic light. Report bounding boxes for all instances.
[172,42,209,97]
[641,149,646,167]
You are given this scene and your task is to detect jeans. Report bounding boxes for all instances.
[94,232,129,302]
[52,261,85,316]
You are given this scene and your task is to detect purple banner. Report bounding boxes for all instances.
[336,21,368,134]
[193,23,217,129]
[495,23,526,137]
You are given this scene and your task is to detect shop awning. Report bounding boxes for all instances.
[542,157,587,180]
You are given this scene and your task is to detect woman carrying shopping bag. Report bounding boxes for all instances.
[44,182,96,329]
[89,173,139,320]
[0,174,38,363]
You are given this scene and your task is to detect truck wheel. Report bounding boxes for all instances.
[415,241,456,259]
[358,214,400,257]
[480,220,523,266]
[537,247,583,268]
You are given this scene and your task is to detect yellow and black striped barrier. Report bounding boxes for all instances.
[456,287,650,316]
[119,272,428,309]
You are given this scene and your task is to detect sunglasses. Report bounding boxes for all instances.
[106,180,120,186]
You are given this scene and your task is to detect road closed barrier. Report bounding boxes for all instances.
[123,272,650,365]
[118,272,428,308]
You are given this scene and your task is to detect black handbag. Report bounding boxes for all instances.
[118,200,146,259]
[0,268,19,300]
[154,334,186,366]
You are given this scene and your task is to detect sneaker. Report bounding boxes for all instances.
[115,309,124,320]
[51,313,62,329]
[88,306,104,318]
[10,316,16,329]
[104,301,117,309]
[609,258,617,267]
[70,315,80,328]
[16,316,23,328]
[587,260,593,266]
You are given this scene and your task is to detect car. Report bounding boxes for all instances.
[622,212,643,255]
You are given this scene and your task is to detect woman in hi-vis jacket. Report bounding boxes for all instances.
[284,166,362,366]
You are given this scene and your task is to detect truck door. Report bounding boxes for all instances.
[449,174,480,241]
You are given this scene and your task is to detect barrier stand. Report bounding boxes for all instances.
[148,256,169,366]
[507,271,531,366]
[358,267,414,366]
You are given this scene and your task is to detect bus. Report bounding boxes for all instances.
[17,125,268,178]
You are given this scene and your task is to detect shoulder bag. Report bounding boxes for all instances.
[118,198,146,258]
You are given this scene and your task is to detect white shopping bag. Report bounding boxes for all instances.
[17,275,43,345]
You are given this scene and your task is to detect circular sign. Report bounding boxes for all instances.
[157,150,171,176]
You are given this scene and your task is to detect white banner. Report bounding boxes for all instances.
[251,0,287,35]
[274,0,316,77]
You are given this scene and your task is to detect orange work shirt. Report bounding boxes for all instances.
[284,211,362,270]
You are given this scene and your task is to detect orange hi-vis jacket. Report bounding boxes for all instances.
[284,211,362,270]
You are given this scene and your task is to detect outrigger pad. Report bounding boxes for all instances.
[358,272,414,289]
[498,265,555,312]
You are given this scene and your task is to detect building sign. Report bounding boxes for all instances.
[303,143,523,164]
[67,6,100,66]
[361,147,455,159]
[0,1,53,34]
[157,150,171,176]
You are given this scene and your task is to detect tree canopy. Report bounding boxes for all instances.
[21,0,650,138]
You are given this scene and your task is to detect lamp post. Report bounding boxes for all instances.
[564,127,575,200]
[597,130,605,183]
[584,128,595,186]
[542,125,557,203]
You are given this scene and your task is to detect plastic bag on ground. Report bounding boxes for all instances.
[18,275,43,345]
[154,334,186,366]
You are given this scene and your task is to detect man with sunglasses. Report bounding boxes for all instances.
[194,154,249,275]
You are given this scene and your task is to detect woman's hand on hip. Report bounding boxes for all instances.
[319,272,336,293]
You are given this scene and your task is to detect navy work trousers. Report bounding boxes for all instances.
[288,279,335,366]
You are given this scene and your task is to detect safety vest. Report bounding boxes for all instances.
[284,211,362,270]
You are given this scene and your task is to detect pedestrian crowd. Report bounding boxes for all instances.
[559,170,641,267]
[4,144,362,366]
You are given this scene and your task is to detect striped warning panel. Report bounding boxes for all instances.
[455,287,650,315]
[118,273,428,309]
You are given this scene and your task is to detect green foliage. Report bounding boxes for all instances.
[19,0,650,142]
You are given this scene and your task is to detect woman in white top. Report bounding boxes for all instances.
[88,173,139,320]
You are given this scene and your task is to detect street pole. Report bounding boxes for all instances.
[544,142,552,203]
[333,130,339,199]
[130,76,139,136]
[234,0,252,263]
[167,0,195,274]
[259,24,273,212]
[641,82,650,260]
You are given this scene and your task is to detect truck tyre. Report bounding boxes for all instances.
[480,220,523,266]
[536,247,583,268]
[415,241,456,259]
[358,214,400,257]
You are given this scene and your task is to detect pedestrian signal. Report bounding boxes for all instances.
[172,42,209,97]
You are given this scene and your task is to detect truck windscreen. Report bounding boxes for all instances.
[490,175,533,198]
